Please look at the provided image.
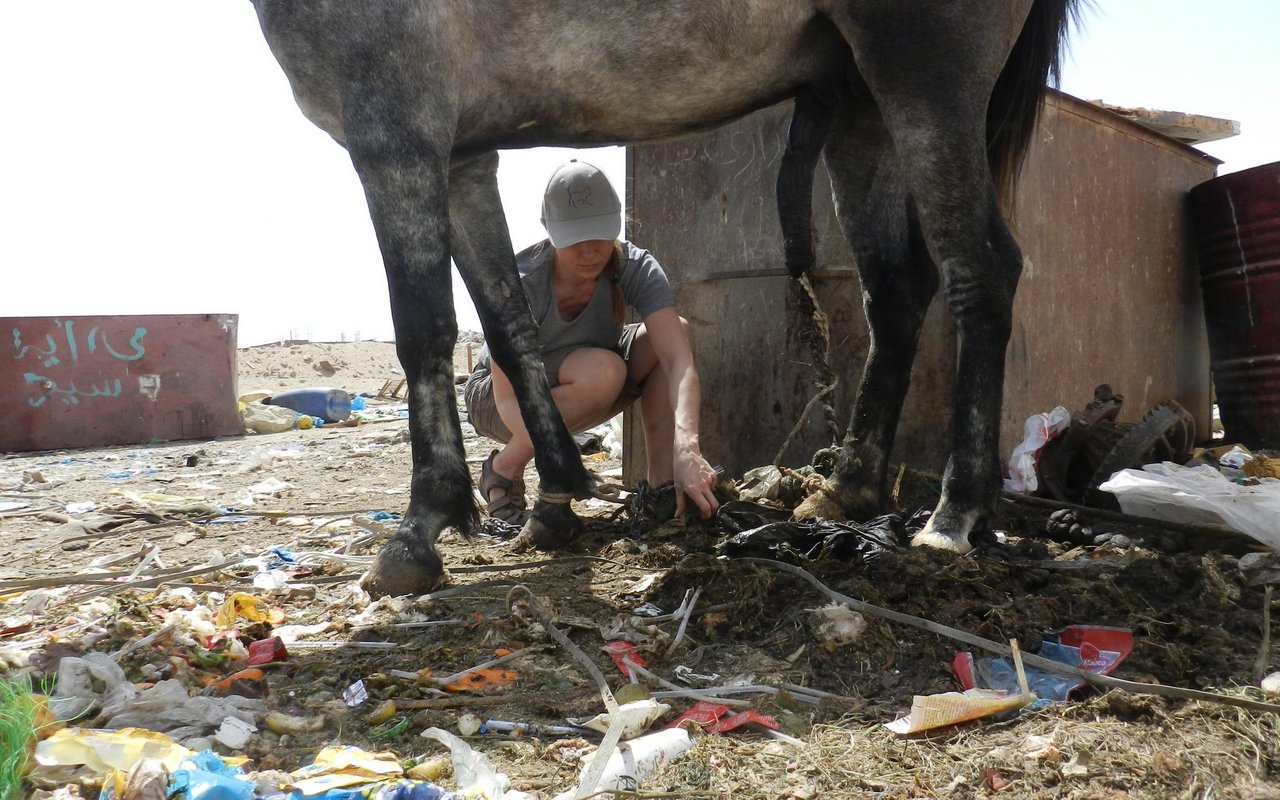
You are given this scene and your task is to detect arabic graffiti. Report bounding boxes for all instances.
[9,320,152,408]
[11,320,147,367]
[23,374,123,407]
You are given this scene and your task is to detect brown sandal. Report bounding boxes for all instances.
[480,450,527,523]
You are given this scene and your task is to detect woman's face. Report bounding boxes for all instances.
[554,238,614,281]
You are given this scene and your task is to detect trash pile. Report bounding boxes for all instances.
[1003,384,1280,550]
[0,534,818,799]
[3,364,1280,797]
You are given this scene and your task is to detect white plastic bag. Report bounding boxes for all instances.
[1003,406,1070,493]
[49,652,128,720]
[1099,462,1280,549]
[100,679,264,741]
[570,699,671,739]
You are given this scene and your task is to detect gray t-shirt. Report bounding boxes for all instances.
[477,239,674,367]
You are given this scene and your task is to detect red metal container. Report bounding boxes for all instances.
[1190,161,1280,449]
[2,314,243,452]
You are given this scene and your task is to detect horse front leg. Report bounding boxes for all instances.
[910,193,1021,553]
[340,90,476,597]
[448,153,593,548]
[873,122,1020,554]
[792,100,940,521]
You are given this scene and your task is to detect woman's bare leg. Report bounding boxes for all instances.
[488,347,627,489]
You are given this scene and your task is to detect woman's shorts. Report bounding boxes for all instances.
[464,323,644,443]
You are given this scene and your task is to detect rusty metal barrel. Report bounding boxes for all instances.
[1189,161,1280,449]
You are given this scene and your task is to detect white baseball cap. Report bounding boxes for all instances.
[541,159,622,248]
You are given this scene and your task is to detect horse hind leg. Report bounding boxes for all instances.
[792,97,941,522]
[835,8,1030,552]
[339,86,476,597]
[447,153,594,548]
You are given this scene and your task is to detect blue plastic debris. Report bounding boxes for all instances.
[168,750,255,800]
[953,626,1134,702]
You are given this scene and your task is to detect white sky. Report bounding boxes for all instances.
[2,1,1276,346]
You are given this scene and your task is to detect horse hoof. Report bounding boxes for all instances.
[792,484,847,520]
[521,503,583,550]
[360,536,446,597]
[910,528,974,554]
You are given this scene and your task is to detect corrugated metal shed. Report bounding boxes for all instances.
[625,91,1218,479]
[2,314,242,452]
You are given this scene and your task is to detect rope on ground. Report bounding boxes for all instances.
[774,379,839,466]
[777,274,842,465]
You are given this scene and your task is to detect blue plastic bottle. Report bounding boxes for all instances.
[264,387,352,422]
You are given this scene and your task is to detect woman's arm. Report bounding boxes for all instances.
[643,307,720,518]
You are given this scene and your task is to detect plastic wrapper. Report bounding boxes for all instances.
[289,746,404,795]
[887,641,1034,735]
[35,727,192,775]
[1003,406,1070,493]
[885,688,1033,735]
[214,592,284,628]
[954,626,1132,701]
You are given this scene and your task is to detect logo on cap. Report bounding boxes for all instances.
[567,186,594,209]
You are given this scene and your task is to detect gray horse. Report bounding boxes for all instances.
[251,0,1080,596]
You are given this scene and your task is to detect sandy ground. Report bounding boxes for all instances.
[1,340,1278,798]
[235,335,484,397]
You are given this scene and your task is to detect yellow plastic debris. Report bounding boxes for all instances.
[35,728,193,776]
[214,592,285,629]
[289,745,403,794]
[367,700,397,725]
[886,640,1035,735]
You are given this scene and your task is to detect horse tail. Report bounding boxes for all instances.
[987,0,1086,207]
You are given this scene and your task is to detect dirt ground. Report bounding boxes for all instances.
[3,340,1279,799]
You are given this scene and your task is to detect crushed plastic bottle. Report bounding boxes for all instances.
[552,727,692,800]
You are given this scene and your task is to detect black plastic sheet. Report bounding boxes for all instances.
[715,505,908,563]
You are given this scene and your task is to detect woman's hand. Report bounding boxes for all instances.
[674,446,719,519]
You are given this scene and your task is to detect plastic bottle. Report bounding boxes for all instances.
[263,388,352,422]
[553,728,692,800]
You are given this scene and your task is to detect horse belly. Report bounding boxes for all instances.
[456,21,848,150]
